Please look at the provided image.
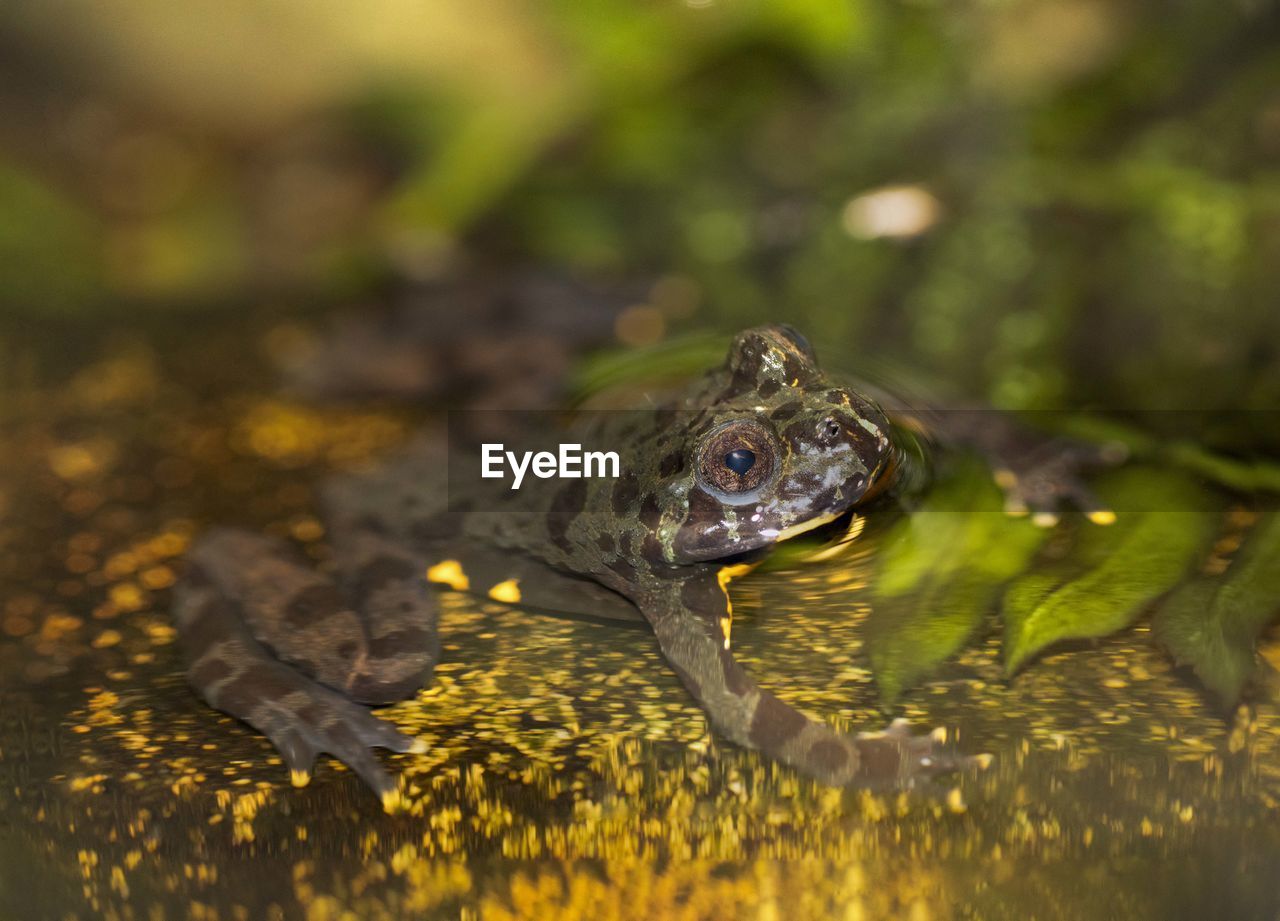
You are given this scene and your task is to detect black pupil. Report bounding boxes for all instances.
[724,448,756,475]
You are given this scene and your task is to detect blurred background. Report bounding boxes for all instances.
[3,7,1280,917]
[1,0,1278,427]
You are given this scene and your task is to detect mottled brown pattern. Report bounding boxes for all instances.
[806,740,851,777]
[285,584,343,629]
[611,474,639,516]
[748,692,809,750]
[175,325,969,803]
[718,646,751,696]
[188,652,233,690]
[547,478,587,554]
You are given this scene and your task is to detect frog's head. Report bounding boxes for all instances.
[647,325,891,564]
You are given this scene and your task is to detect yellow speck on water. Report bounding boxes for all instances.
[140,565,176,589]
[108,583,146,612]
[1088,509,1118,526]
[290,517,325,542]
[427,560,470,592]
[488,579,522,604]
[91,630,123,649]
[992,468,1018,489]
[381,789,409,815]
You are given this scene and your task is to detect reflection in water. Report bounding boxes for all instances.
[1,343,1278,919]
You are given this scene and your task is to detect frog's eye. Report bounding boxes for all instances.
[696,420,777,497]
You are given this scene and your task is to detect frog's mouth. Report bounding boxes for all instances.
[711,504,866,568]
[762,449,895,544]
[762,509,844,542]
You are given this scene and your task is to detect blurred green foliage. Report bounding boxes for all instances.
[1002,467,1214,674]
[1,0,1278,436]
[865,456,1047,704]
[1155,512,1280,707]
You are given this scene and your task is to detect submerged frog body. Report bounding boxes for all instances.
[176,326,1099,805]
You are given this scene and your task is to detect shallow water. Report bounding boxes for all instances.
[2,337,1278,920]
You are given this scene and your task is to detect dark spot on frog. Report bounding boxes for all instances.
[608,558,636,584]
[757,378,781,398]
[349,555,418,601]
[285,584,342,628]
[366,626,433,661]
[679,577,725,616]
[719,646,750,695]
[611,474,639,516]
[854,738,903,780]
[188,655,232,691]
[749,693,808,749]
[769,400,804,422]
[595,533,615,554]
[639,493,661,529]
[807,740,849,777]
[658,450,684,478]
[678,488,730,556]
[548,478,587,553]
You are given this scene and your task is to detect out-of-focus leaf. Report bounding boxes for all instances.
[1153,512,1280,706]
[569,333,728,406]
[0,163,101,314]
[1162,442,1280,494]
[865,458,1048,703]
[1002,467,1215,675]
[1056,417,1280,494]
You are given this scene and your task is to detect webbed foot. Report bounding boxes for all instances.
[854,719,989,787]
[245,667,425,809]
[175,559,427,812]
[992,439,1127,527]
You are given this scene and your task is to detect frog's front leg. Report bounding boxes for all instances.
[174,526,437,806]
[900,406,1126,526]
[637,572,970,787]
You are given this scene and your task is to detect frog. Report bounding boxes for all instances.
[174,324,1113,809]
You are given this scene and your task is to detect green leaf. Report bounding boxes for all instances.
[1162,442,1280,494]
[569,333,728,406]
[0,161,101,314]
[1053,416,1280,495]
[865,459,1048,703]
[1153,512,1280,706]
[1002,467,1215,675]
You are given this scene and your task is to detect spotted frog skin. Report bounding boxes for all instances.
[176,325,1102,807]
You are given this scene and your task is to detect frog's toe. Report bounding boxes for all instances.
[257,691,421,803]
[854,721,974,787]
[997,466,1114,527]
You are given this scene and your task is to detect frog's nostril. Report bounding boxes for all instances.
[822,419,842,440]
